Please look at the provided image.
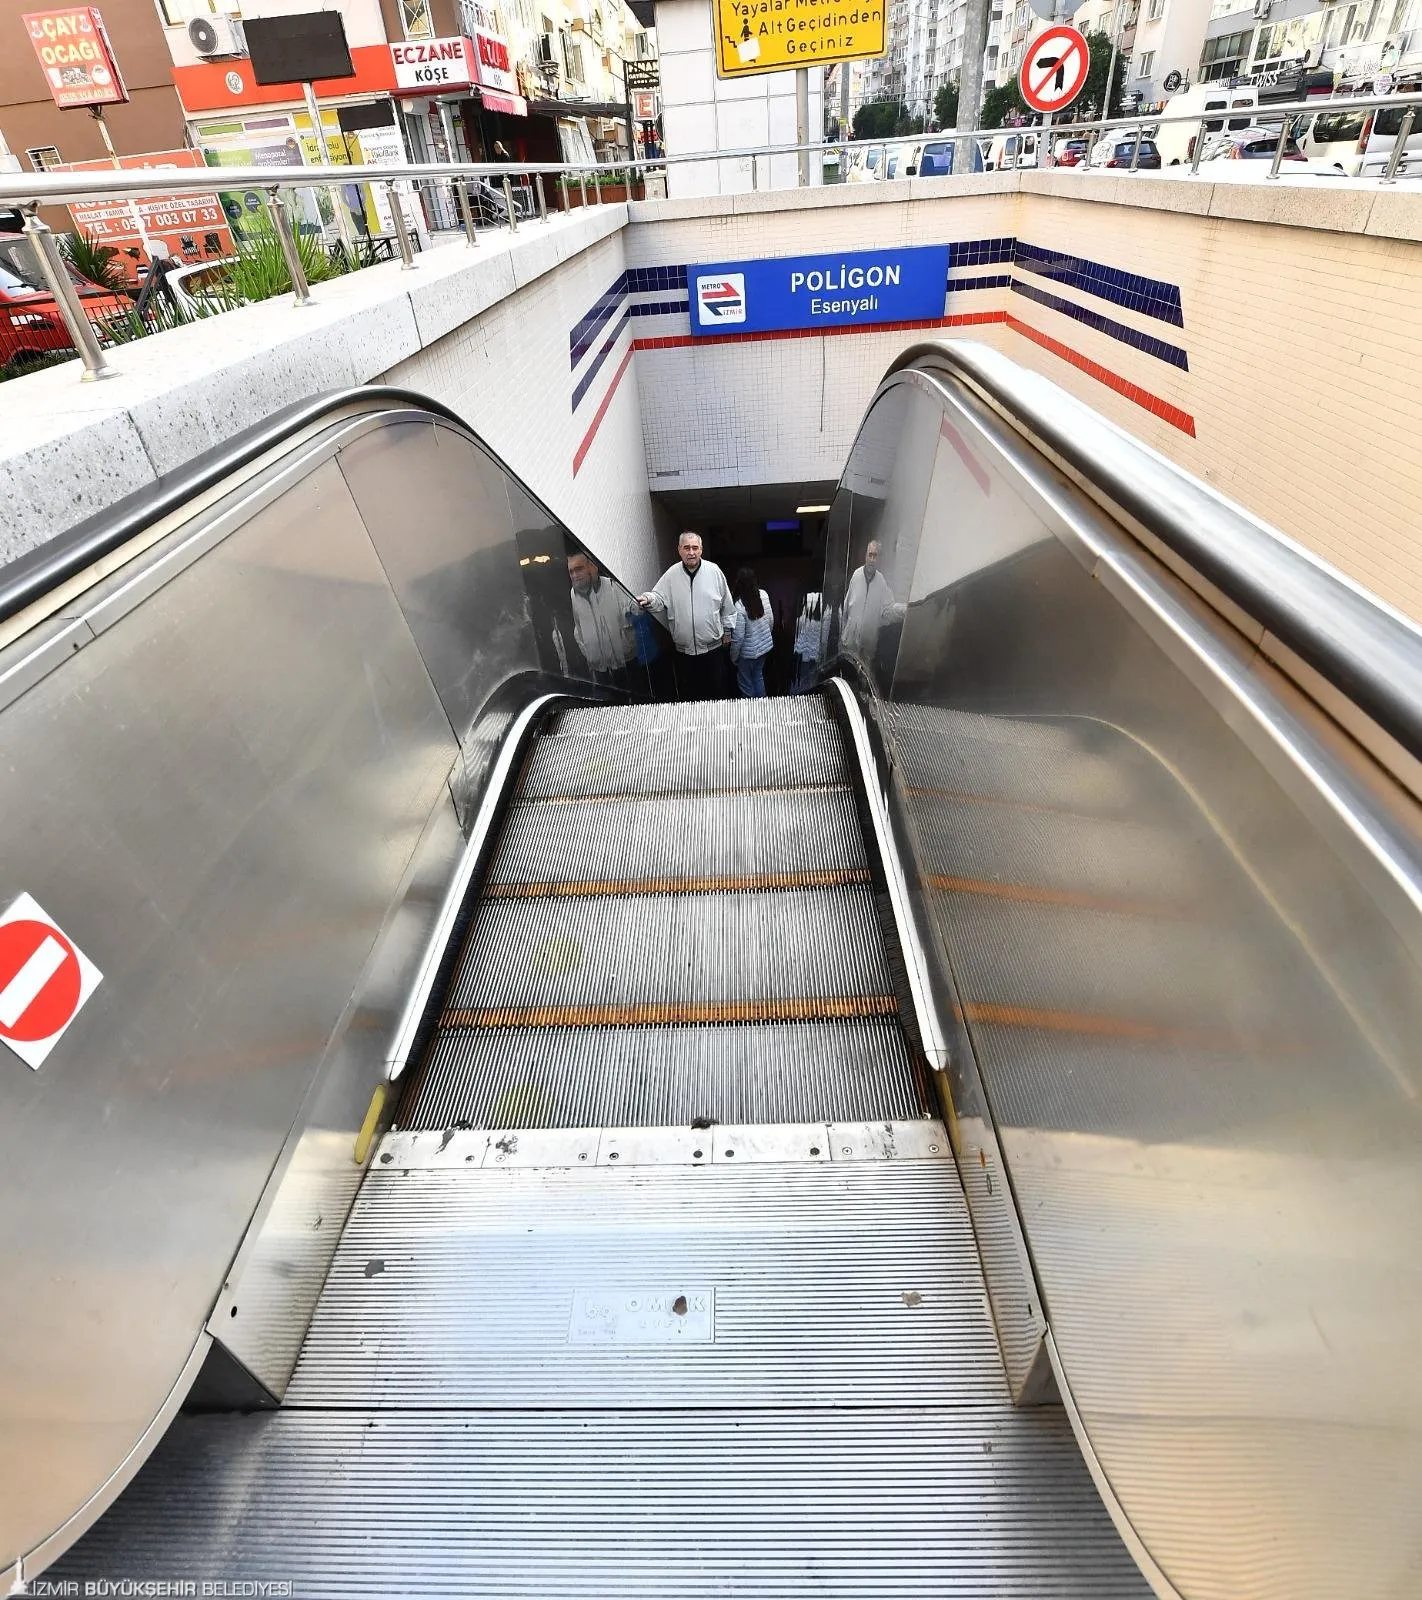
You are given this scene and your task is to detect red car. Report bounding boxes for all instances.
[0,229,130,374]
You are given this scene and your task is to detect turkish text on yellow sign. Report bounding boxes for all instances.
[713,0,885,78]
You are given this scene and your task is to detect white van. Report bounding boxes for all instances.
[1155,84,1259,165]
[1299,93,1422,175]
[984,129,1043,170]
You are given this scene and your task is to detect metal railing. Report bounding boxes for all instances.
[2,87,1419,383]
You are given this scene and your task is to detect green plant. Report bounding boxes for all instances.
[981,81,1028,129]
[853,100,905,140]
[934,81,960,129]
[59,228,129,293]
[225,217,348,303]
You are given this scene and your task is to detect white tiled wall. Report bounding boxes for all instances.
[381,233,660,591]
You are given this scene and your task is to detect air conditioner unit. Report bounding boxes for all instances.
[1251,0,1270,17]
[537,32,558,63]
[187,14,245,57]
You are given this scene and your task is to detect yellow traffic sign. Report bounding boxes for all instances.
[713,0,886,79]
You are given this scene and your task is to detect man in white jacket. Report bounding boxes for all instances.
[637,531,736,700]
[568,551,636,687]
[842,540,901,669]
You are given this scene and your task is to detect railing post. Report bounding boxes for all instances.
[21,207,111,379]
[1189,124,1207,175]
[1267,116,1291,179]
[752,153,760,191]
[456,179,479,246]
[387,183,416,267]
[1128,121,1143,173]
[266,187,311,306]
[579,170,589,209]
[537,173,549,222]
[502,175,518,230]
[1381,106,1415,183]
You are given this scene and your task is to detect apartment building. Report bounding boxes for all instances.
[1202,0,1422,88]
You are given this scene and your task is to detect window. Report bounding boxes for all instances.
[1137,49,1154,75]
[562,33,585,80]
[401,0,434,38]
[1148,0,1164,17]
[635,30,651,56]
[1101,9,1113,35]
[25,146,62,171]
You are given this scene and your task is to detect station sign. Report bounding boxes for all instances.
[0,893,102,1071]
[713,0,886,79]
[391,36,476,91]
[24,6,128,109]
[690,244,949,336]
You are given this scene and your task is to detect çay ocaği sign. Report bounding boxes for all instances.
[24,6,127,109]
[690,245,949,336]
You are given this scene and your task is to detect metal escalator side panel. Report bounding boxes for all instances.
[832,349,1422,1600]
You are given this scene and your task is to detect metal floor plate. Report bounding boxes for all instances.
[550,695,832,736]
[403,1018,918,1129]
[55,1134,1151,1599]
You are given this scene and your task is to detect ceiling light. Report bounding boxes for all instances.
[796,504,831,514]
[533,554,552,564]
[519,557,531,566]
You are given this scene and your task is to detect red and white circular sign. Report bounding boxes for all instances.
[0,893,102,1070]
[1019,24,1090,115]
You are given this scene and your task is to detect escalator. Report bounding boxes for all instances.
[2,347,1420,1600]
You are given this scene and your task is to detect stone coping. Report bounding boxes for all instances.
[628,168,1422,241]
[0,206,625,565]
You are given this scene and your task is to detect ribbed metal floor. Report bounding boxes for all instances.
[57,1130,1151,1598]
[406,1019,918,1130]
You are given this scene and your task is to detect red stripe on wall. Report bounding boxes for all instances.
[571,305,1196,476]
[572,345,635,476]
[1005,315,1197,437]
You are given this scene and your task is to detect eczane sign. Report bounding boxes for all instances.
[390,36,476,90]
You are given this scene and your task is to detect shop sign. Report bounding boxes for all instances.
[391,35,476,90]
[625,59,660,90]
[632,88,660,121]
[24,6,128,108]
[472,28,517,95]
[55,149,232,278]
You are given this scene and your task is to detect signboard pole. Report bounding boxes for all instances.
[301,80,358,258]
[90,105,156,261]
[796,67,809,186]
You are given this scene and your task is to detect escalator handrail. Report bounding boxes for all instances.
[0,387,634,630]
[888,340,1422,764]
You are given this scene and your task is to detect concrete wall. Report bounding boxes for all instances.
[624,172,1422,622]
[0,206,662,598]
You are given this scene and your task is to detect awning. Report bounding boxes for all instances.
[528,97,631,123]
[479,88,528,117]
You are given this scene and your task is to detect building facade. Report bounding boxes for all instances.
[0,0,188,174]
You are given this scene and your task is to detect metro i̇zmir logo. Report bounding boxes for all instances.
[697,274,746,323]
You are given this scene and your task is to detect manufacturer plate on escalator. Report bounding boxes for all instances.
[570,1287,715,1344]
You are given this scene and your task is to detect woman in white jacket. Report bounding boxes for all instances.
[729,566,775,698]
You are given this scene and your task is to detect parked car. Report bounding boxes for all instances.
[985,130,1044,170]
[0,228,130,375]
[844,144,884,183]
[1088,134,1162,169]
[1053,137,1092,167]
[1156,83,1259,165]
[1298,94,1422,175]
[903,137,987,175]
[1192,125,1349,176]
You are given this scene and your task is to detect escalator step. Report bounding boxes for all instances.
[404,1018,918,1129]
[550,696,832,736]
[519,721,847,799]
[443,886,896,1023]
[486,787,866,894]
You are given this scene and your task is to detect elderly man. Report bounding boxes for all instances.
[637,531,735,700]
[842,539,901,669]
[568,550,636,688]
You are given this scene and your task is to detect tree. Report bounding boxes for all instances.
[853,100,905,139]
[934,80,960,129]
[980,81,1027,129]
[1077,30,1129,121]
